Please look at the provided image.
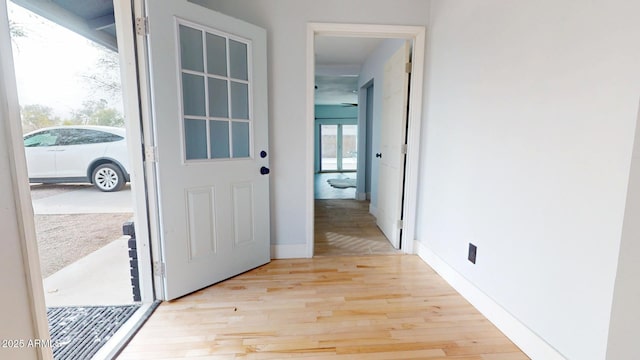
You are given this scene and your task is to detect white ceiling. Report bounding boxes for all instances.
[314,75,359,105]
[314,36,383,105]
[315,36,384,67]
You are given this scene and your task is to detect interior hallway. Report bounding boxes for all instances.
[117,255,528,359]
[314,199,400,256]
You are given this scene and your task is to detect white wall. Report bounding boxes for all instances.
[606,103,640,359]
[0,2,45,358]
[357,38,405,210]
[418,1,640,359]
[190,0,430,246]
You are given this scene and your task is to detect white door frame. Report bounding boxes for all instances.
[125,0,167,300]
[305,23,426,257]
[0,2,51,357]
[113,0,158,301]
[0,1,157,355]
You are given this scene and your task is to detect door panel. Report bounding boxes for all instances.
[145,0,270,300]
[186,187,217,260]
[232,182,254,246]
[377,41,411,249]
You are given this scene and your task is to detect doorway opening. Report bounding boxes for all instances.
[320,123,358,172]
[6,1,155,358]
[306,23,426,258]
[314,72,359,200]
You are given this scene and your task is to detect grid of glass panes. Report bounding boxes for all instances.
[178,22,252,161]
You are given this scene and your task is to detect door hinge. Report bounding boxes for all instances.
[397,220,404,229]
[401,144,408,154]
[144,145,157,163]
[153,261,166,277]
[405,62,412,74]
[135,17,149,36]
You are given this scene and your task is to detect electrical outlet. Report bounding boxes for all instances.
[468,243,477,264]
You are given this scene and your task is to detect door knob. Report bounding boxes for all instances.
[376,153,382,158]
[260,166,270,175]
[260,150,267,158]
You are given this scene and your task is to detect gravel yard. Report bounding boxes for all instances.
[30,184,133,278]
[35,213,133,277]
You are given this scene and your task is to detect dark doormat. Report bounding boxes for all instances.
[47,304,140,360]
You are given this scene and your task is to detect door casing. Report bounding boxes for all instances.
[305,23,426,257]
[1,1,156,358]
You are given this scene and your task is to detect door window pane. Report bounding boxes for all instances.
[229,40,248,80]
[177,22,252,161]
[208,78,229,118]
[210,120,230,158]
[182,73,206,116]
[321,125,337,171]
[342,125,357,171]
[184,119,207,160]
[230,81,249,119]
[232,121,250,158]
[179,25,204,72]
[206,33,227,76]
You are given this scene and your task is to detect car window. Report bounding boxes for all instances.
[24,131,58,147]
[56,129,124,146]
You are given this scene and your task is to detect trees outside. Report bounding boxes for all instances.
[18,46,125,133]
[67,99,124,127]
[21,100,124,133]
[81,45,122,107]
[9,19,26,39]
[21,104,60,133]
[9,5,125,134]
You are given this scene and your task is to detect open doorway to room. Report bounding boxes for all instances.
[314,73,359,200]
[312,34,412,257]
[6,1,154,358]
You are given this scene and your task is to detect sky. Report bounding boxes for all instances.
[7,1,122,118]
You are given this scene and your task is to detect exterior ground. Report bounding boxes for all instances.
[30,184,133,277]
[35,213,132,277]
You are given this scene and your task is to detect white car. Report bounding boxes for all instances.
[23,125,130,192]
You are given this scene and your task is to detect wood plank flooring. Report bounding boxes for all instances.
[314,199,401,256]
[118,256,529,359]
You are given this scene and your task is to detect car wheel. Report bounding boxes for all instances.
[92,163,125,192]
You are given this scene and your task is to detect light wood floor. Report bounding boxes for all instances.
[314,199,401,257]
[118,255,528,359]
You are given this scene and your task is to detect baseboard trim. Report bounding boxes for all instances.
[271,244,308,259]
[369,204,378,217]
[414,240,565,360]
[355,191,368,201]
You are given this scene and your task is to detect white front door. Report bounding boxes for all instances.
[376,41,411,249]
[144,0,270,300]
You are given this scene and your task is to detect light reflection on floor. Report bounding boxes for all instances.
[314,199,400,257]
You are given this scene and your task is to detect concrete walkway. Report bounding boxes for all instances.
[32,185,136,307]
[43,237,135,307]
[32,185,133,215]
